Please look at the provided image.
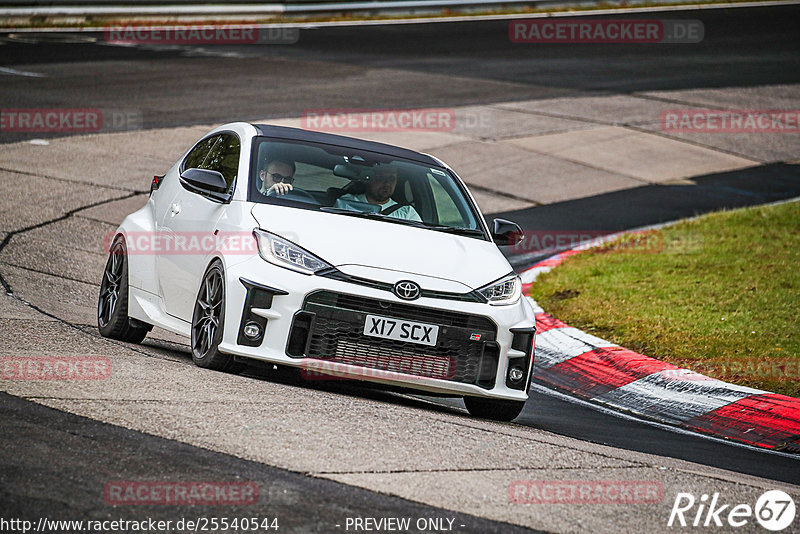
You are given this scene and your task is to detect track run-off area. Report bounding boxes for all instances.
[2,3,800,532]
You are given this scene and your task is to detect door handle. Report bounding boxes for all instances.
[170,203,181,215]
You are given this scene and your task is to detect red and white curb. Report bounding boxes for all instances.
[522,245,800,453]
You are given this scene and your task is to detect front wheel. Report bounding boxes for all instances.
[98,237,150,343]
[464,396,526,422]
[191,260,241,373]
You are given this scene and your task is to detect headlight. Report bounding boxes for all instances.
[477,273,522,305]
[253,229,331,275]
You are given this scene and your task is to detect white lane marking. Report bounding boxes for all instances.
[529,382,800,460]
[96,41,255,59]
[594,371,764,425]
[0,66,45,77]
[535,327,618,369]
[520,265,552,284]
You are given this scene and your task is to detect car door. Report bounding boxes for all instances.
[157,133,241,321]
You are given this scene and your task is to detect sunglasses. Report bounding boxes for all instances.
[267,172,294,184]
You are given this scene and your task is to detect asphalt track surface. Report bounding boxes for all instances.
[0,391,536,533]
[2,3,800,530]
[500,161,800,267]
[1,4,800,139]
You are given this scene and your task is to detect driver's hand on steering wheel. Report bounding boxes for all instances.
[264,182,293,196]
[259,168,294,196]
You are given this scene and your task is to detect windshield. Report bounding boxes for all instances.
[248,138,485,238]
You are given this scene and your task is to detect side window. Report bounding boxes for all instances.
[202,134,240,191]
[429,174,463,226]
[182,133,240,194]
[183,136,218,171]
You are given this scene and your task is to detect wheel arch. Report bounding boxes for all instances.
[204,255,227,276]
[114,201,158,294]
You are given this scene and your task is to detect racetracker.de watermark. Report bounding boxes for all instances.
[1,356,111,380]
[104,481,259,506]
[302,108,458,132]
[509,480,664,504]
[662,359,800,383]
[105,231,258,255]
[1,108,142,133]
[661,109,800,133]
[509,229,704,257]
[509,19,703,43]
[104,25,298,45]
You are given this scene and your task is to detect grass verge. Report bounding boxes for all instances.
[530,200,800,397]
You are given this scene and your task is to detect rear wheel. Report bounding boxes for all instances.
[464,396,525,422]
[98,237,150,343]
[191,260,241,373]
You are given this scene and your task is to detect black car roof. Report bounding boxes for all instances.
[253,124,441,166]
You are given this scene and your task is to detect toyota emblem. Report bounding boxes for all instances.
[393,280,421,301]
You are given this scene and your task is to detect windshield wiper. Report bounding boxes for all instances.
[398,220,486,236]
[431,226,485,236]
[319,207,388,219]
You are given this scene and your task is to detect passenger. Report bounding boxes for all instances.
[335,165,421,221]
[259,159,295,196]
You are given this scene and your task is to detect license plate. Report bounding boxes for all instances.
[363,314,439,347]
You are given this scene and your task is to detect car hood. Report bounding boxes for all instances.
[251,204,512,291]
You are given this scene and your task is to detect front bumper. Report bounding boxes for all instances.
[218,255,535,401]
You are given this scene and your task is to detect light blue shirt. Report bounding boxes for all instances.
[335,193,422,222]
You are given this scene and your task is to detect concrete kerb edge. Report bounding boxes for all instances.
[519,197,800,453]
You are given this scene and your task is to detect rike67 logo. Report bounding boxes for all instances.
[668,490,796,531]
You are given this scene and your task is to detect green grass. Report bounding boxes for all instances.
[531,201,800,397]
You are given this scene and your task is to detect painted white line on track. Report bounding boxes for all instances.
[594,372,764,425]
[535,327,618,368]
[0,66,45,77]
[523,195,800,452]
[529,382,800,460]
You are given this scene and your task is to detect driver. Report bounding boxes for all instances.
[335,165,421,221]
[259,159,295,196]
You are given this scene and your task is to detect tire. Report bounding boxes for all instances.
[464,396,526,422]
[98,236,151,344]
[190,260,241,373]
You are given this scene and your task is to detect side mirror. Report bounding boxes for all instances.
[179,168,232,203]
[492,218,523,246]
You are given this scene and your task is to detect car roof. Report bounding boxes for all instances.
[253,124,440,166]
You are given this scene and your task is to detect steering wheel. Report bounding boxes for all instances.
[267,187,320,205]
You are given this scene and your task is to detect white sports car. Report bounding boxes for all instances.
[98,122,536,421]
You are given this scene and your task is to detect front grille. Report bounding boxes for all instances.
[287,291,499,388]
[317,268,484,303]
